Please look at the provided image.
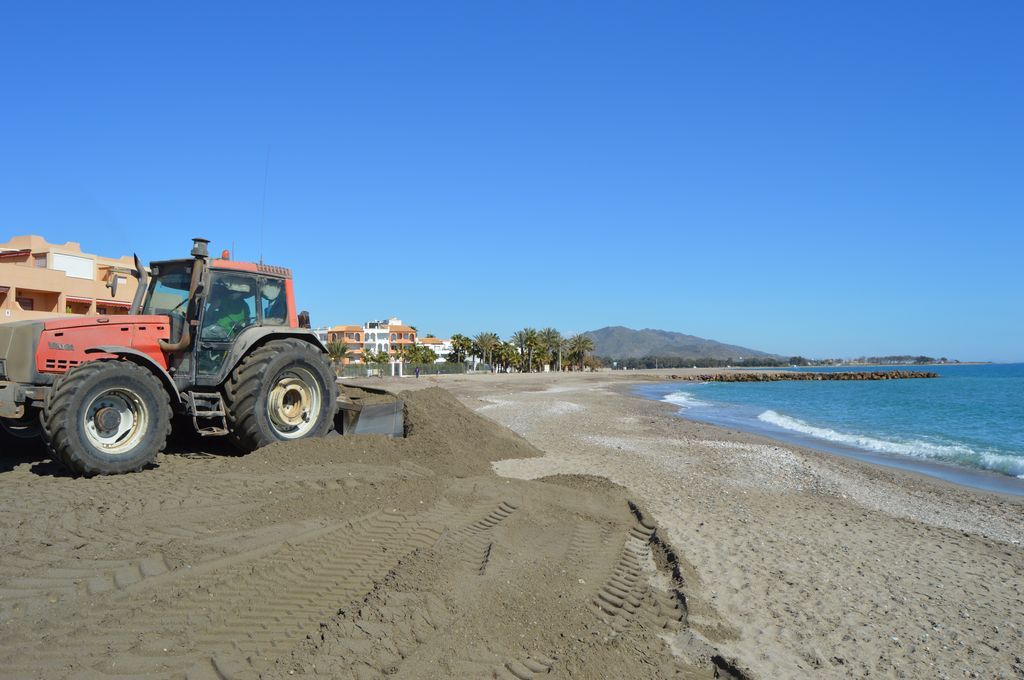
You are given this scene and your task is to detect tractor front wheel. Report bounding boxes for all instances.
[223,339,338,452]
[42,361,172,476]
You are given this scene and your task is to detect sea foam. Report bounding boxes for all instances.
[661,391,709,409]
[758,410,1024,478]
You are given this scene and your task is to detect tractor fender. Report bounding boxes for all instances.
[84,347,182,405]
[219,327,328,380]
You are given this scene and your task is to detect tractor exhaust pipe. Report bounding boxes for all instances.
[129,253,149,315]
[158,237,210,353]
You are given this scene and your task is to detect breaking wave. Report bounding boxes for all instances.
[661,391,709,410]
[758,410,1024,479]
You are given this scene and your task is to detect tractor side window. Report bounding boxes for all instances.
[201,274,258,342]
[261,279,288,326]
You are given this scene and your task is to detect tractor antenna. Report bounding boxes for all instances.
[259,147,270,265]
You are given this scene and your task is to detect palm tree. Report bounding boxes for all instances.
[394,342,412,370]
[496,341,521,373]
[473,331,500,370]
[449,333,473,363]
[403,342,436,366]
[414,345,438,364]
[567,334,595,371]
[363,349,391,378]
[558,336,571,372]
[509,328,540,372]
[326,341,351,372]
[539,327,561,371]
[510,329,528,372]
[532,340,551,372]
[483,332,500,368]
[523,328,539,372]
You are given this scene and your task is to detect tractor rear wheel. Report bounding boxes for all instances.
[223,339,337,453]
[42,361,172,476]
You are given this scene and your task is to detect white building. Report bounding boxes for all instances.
[419,336,452,363]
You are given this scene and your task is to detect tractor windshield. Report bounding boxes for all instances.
[142,262,192,316]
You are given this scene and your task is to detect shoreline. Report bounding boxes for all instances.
[630,380,1024,497]
[387,367,1024,543]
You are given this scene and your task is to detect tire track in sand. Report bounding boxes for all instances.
[0,520,332,622]
[436,500,518,575]
[0,510,445,679]
[588,516,686,635]
[289,501,520,677]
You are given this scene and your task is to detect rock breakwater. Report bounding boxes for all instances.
[670,371,939,382]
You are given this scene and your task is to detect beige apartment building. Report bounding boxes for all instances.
[0,235,138,323]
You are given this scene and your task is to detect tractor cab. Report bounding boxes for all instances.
[139,247,298,386]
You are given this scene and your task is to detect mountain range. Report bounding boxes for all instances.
[584,326,780,360]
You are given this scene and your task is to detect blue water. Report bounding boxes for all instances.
[635,364,1024,495]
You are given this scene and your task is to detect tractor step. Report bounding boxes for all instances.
[184,391,229,437]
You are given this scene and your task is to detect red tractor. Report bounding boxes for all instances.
[0,238,347,476]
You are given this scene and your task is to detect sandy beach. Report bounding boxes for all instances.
[419,370,1024,678]
[0,372,1020,678]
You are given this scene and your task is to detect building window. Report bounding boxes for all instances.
[33,255,46,268]
[66,299,92,315]
[16,297,34,311]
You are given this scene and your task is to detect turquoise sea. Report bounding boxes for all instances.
[635,363,1024,496]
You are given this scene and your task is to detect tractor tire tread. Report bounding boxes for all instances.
[42,361,172,476]
[223,339,337,453]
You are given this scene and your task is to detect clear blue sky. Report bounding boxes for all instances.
[2,2,1021,361]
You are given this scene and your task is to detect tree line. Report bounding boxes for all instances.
[448,328,599,372]
[324,328,600,374]
[325,340,440,373]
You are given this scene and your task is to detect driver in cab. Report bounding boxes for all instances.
[204,280,252,340]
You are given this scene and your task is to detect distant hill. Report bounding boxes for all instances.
[584,326,780,361]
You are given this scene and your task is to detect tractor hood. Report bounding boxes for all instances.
[0,319,44,384]
[0,315,172,384]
